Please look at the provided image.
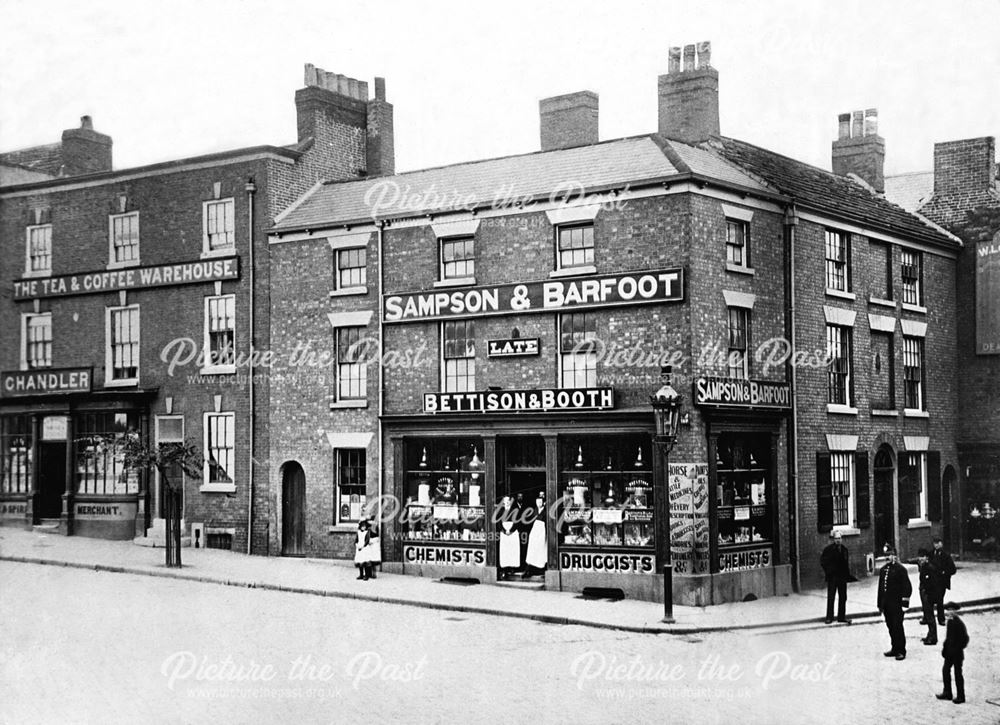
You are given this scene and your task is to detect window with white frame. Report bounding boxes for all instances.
[727,307,750,379]
[903,336,924,410]
[442,320,476,392]
[110,212,140,266]
[556,223,594,271]
[336,326,368,401]
[23,313,52,369]
[203,199,235,253]
[335,247,367,290]
[559,313,597,388]
[335,449,367,524]
[440,237,475,280]
[827,324,853,406]
[899,452,927,521]
[830,452,855,527]
[204,295,236,371]
[107,305,140,384]
[901,250,923,306]
[76,412,140,495]
[26,224,52,276]
[825,229,851,293]
[204,412,235,489]
[726,219,749,268]
[155,416,185,507]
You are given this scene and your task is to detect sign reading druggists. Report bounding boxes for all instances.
[383,268,684,323]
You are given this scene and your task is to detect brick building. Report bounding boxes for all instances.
[269,43,960,603]
[0,64,393,554]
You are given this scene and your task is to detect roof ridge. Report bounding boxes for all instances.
[884,170,933,179]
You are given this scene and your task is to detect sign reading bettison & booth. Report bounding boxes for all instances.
[693,377,791,409]
[384,268,684,323]
[424,387,613,414]
[403,544,486,566]
[487,338,540,357]
[976,235,1000,355]
[13,257,239,300]
[1,368,92,397]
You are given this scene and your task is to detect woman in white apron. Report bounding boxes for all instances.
[525,492,547,575]
[497,496,520,579]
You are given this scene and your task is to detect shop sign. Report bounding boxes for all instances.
[1,368,92,397]
[0,502,27,516]
[487,338,540,358]
[423,387,613,414]
[42,416,69,441]
[13,257,239,300]
[403,544,485,566]
[718,546,772,572]
[693,377,791,409]
[74,502,135,520]
[559,550,656,574]
[976,236,1000,354]
[384,268,684,323]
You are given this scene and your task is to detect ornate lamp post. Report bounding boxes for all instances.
[650,381,683,623]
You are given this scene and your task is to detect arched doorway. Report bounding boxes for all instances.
[873,446,895,554]
[281,462,306,556]
[942,465,957,550]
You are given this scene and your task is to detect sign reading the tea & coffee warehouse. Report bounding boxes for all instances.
[693,377,791,409]
[487,338,540,357]
[383,268,683,323]
[424,387,613,414]
[13,258,239,300]
[2,368,92,397]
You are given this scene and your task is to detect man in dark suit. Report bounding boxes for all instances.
[929,537,957,625]
[820,530,852,624]
[918,548,943,645]
[877,547,912,660]
[936,602,969,704]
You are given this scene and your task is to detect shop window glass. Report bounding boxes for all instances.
[76,412,141,494]
[402,437,485,543]
[1,415,32,494]
[336,449,367,524]
[715,433,773,548]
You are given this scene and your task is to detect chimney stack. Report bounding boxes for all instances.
[657,41,719,144]
[539,91,599,151]
[932,136,996,197]
[366,77,395,177]
[60,115,112,175]
[831,108,885,193]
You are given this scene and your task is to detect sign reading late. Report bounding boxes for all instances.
[693,377,791,409]
[976,236,1000,355]
[2,368,92,397]
[423,387,613,414]
[718,546,772,572]
[383,268,684,323]
[487,338,540,357]
[13,258,238,300]
[559,550,656,574]
[403,545,486,566]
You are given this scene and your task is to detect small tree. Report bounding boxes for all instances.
[121,436,202,568]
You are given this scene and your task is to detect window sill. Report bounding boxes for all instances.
[868,296,896,308]
[903,409,929,419]
[329,287,368,297]
[725,263,755,276]
[328,524,359,533]
[870,409,899,417]
[107,260,141,271]
[549,265,597,279]
[21,270,51,280]
[433,277,477,289]
[826,404,858,416]
[825,289,856,301]
[907,519,932,530]
[200,248,236,260]
[330,400,368,410]
[901,303,927,315]
[200,483,236,494]
[104,378,138,388]
[833,527,861,537]
[199,366,237,376]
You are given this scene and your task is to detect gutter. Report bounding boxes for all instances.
[246,177,257,555]
[783,203,801,593]
[377,220,386,529]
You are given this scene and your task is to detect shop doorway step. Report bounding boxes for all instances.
[33,519,61,532]
[496,574,545,591]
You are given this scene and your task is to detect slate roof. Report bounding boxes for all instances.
[883,171,935,213]
[0,143,64,176]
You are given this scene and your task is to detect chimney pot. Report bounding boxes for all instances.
[668,47,682,74]
[832,110,885,193]
[696,41,712,69]
[539,91,599,151]
[838,113,851,140]
[864,108,878,137]
[80,115,93,130]
[374,77,386,101]
[683,44,696,71]
[657,41,720,143]
[851,110,864,139]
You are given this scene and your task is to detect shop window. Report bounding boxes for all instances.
[727,307,750,379]
[1,415,32,494]
[899,452,927,522]
[203,198,235,254]
[442,320,475,392]
[204,294,236,372]
[559,313,597,388]
[75,412,141,495]
[556,223,594,271]
[558,434,654,549]
[903,336,924,411]
[106,305,140,385]
[25,224,52,277]
[716,433,773,546]
[402,438,486,543]
[825,229,851,293]
[901,250,923,306]
[109,212,140,267]
[871,242,892,301]
[440,237,474,281]
[335,247,367,291]
[726,219,749,268]
[826,324,853,406]
[203,412,235,491]
[335,449,367,524]
[870,332,894,409]
[22,313,52,370]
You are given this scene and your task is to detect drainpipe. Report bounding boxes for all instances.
[246,177,257,555]
[377,219,386,528]
[783,203,801,592]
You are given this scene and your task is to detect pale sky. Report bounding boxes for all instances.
[1,0,997,177]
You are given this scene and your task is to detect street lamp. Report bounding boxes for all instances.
[650,381,683,623]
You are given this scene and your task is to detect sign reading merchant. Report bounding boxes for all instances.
[424,387,613,414]
[487,338,540,357]
[13,257,238,300]
[718,546,772,573]
[403,544,486,566]
[2,368,92,397]
[384,268,683,323]
[559,550,656,574]
[693,377,791,409]
[976,235,1000,355]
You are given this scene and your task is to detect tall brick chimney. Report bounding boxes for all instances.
[539,91,599,151]
[60,115,112,175]
[657,42,719,144]
[933,136,996,197]
[832,108,885,193]
[296,64,369,143]
[366,77,395,177]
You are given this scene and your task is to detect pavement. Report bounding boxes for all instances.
[3,526,999,635]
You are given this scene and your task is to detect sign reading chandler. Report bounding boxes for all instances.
[384,268,683,323]
[424,387,614,414]
[693,377,791,409]
[2,368,92,397]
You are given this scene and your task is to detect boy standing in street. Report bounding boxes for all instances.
[936,602,969,704]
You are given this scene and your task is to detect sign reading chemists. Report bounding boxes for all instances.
[424,387,613,413]
[13,258,238,300]
[384,268,683,323]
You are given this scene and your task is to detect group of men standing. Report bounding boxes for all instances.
[820,534,969,705]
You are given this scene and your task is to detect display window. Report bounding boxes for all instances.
[403,437,486,543]
[714,432,773,547]
[0,415,32,494]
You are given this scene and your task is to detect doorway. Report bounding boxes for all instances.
[497,437,547,577]
[281,462,306,556]
[873,446,895,554]
[36,441,66,520]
